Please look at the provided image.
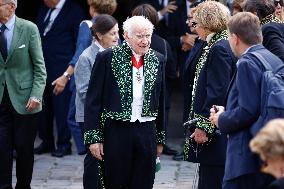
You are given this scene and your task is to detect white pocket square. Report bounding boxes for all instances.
[18,44,25,49]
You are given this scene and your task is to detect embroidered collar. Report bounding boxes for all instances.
[261,14,283,25]
[99,41,160,123]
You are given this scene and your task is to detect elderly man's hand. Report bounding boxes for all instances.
[157,144,163,157]
[89,143,104,161]
[25,97,41,112]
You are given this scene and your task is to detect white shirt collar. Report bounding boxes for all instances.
[56,0,66,9]
[95,41,105,52]
[131,50,141,61]
[206,32,216,43]
[2,14,15,31]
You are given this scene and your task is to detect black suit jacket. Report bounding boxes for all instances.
[182,38,206,122]
[147,0,189,68]
[36,0,85,83]
[269,178,284,189]
[262,22,284,63]
[187,39,236,165]
[84,43,166,145]
[151,33,176,79]
[150,33,176,110]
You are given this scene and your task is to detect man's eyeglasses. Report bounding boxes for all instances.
[0,3,9,7]
[191,21,198,28]
[134,34,152,40]
[274,0,284,7]
[187,16,193,21]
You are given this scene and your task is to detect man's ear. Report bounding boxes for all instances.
[231,33,239,46]
[123,32,129,40]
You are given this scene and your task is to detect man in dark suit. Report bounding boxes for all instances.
[210,12,282,189]
[84,16,165,189]
[244,0,284,63]
[0,0,47,188]
[34,0,85,157]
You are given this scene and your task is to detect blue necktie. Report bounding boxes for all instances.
[43,8,55,31]
[0,24,7,61]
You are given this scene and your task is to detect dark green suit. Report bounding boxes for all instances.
[0,16,46,189]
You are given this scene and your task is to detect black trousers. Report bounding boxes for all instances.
[222,172,274,189]
[79,122,99,189]
[103,120,156,189]
[198,164,224,189]
[38,83,71,149]
[0,87,38,189]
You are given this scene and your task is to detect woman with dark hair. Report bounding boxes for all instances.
[243,0,284,63]
[74,14,119,189]
[131,3,178,156]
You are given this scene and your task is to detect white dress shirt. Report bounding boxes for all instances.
[130,52,156,122]
[1,15,15,51]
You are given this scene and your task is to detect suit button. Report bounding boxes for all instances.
[4,67,7,70]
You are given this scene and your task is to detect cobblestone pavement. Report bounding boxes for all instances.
[12,139,197,189]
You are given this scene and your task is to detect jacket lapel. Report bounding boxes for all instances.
[142,49,159,114]
[46,0,70,36]
[6,17,23,63]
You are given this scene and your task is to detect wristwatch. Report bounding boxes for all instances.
[63,72,71,80]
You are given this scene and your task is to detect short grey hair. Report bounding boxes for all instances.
[4,0,17,7]
[123,16,154,37]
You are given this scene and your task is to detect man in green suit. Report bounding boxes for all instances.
[0,0,46,188]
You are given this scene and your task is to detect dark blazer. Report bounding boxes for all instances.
[269,178,284,189]
[218,45,284,180]
[262,22,284,63]
[182,38,206,122]
[151,33,176,79]
[150,33,176,110]
[84,43,166,145]
[187,39,236,165]
[147,0,189,69]
[36,0,85,83]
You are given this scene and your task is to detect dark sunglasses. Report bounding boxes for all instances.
[274,0,284,6]
[191,21,198,28]
[187,16,193,21]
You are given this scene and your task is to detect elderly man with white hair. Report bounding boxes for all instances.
[84,15,166,189]
[0,0,46,188]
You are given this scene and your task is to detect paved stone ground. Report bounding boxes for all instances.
[12,138,197,189]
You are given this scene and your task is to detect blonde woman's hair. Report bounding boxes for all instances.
[193,1,231,32]
[250,119,284,161]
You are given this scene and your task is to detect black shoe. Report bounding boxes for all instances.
[173,152,184,161]
[162,145,178,155]
[34,143,55,155]
[51,148,72,158]
[78,150,87,155]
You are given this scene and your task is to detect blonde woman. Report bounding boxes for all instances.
[250,119,284,189]
[183,1,236,189]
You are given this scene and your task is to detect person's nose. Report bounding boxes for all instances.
[141,37,148,44]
